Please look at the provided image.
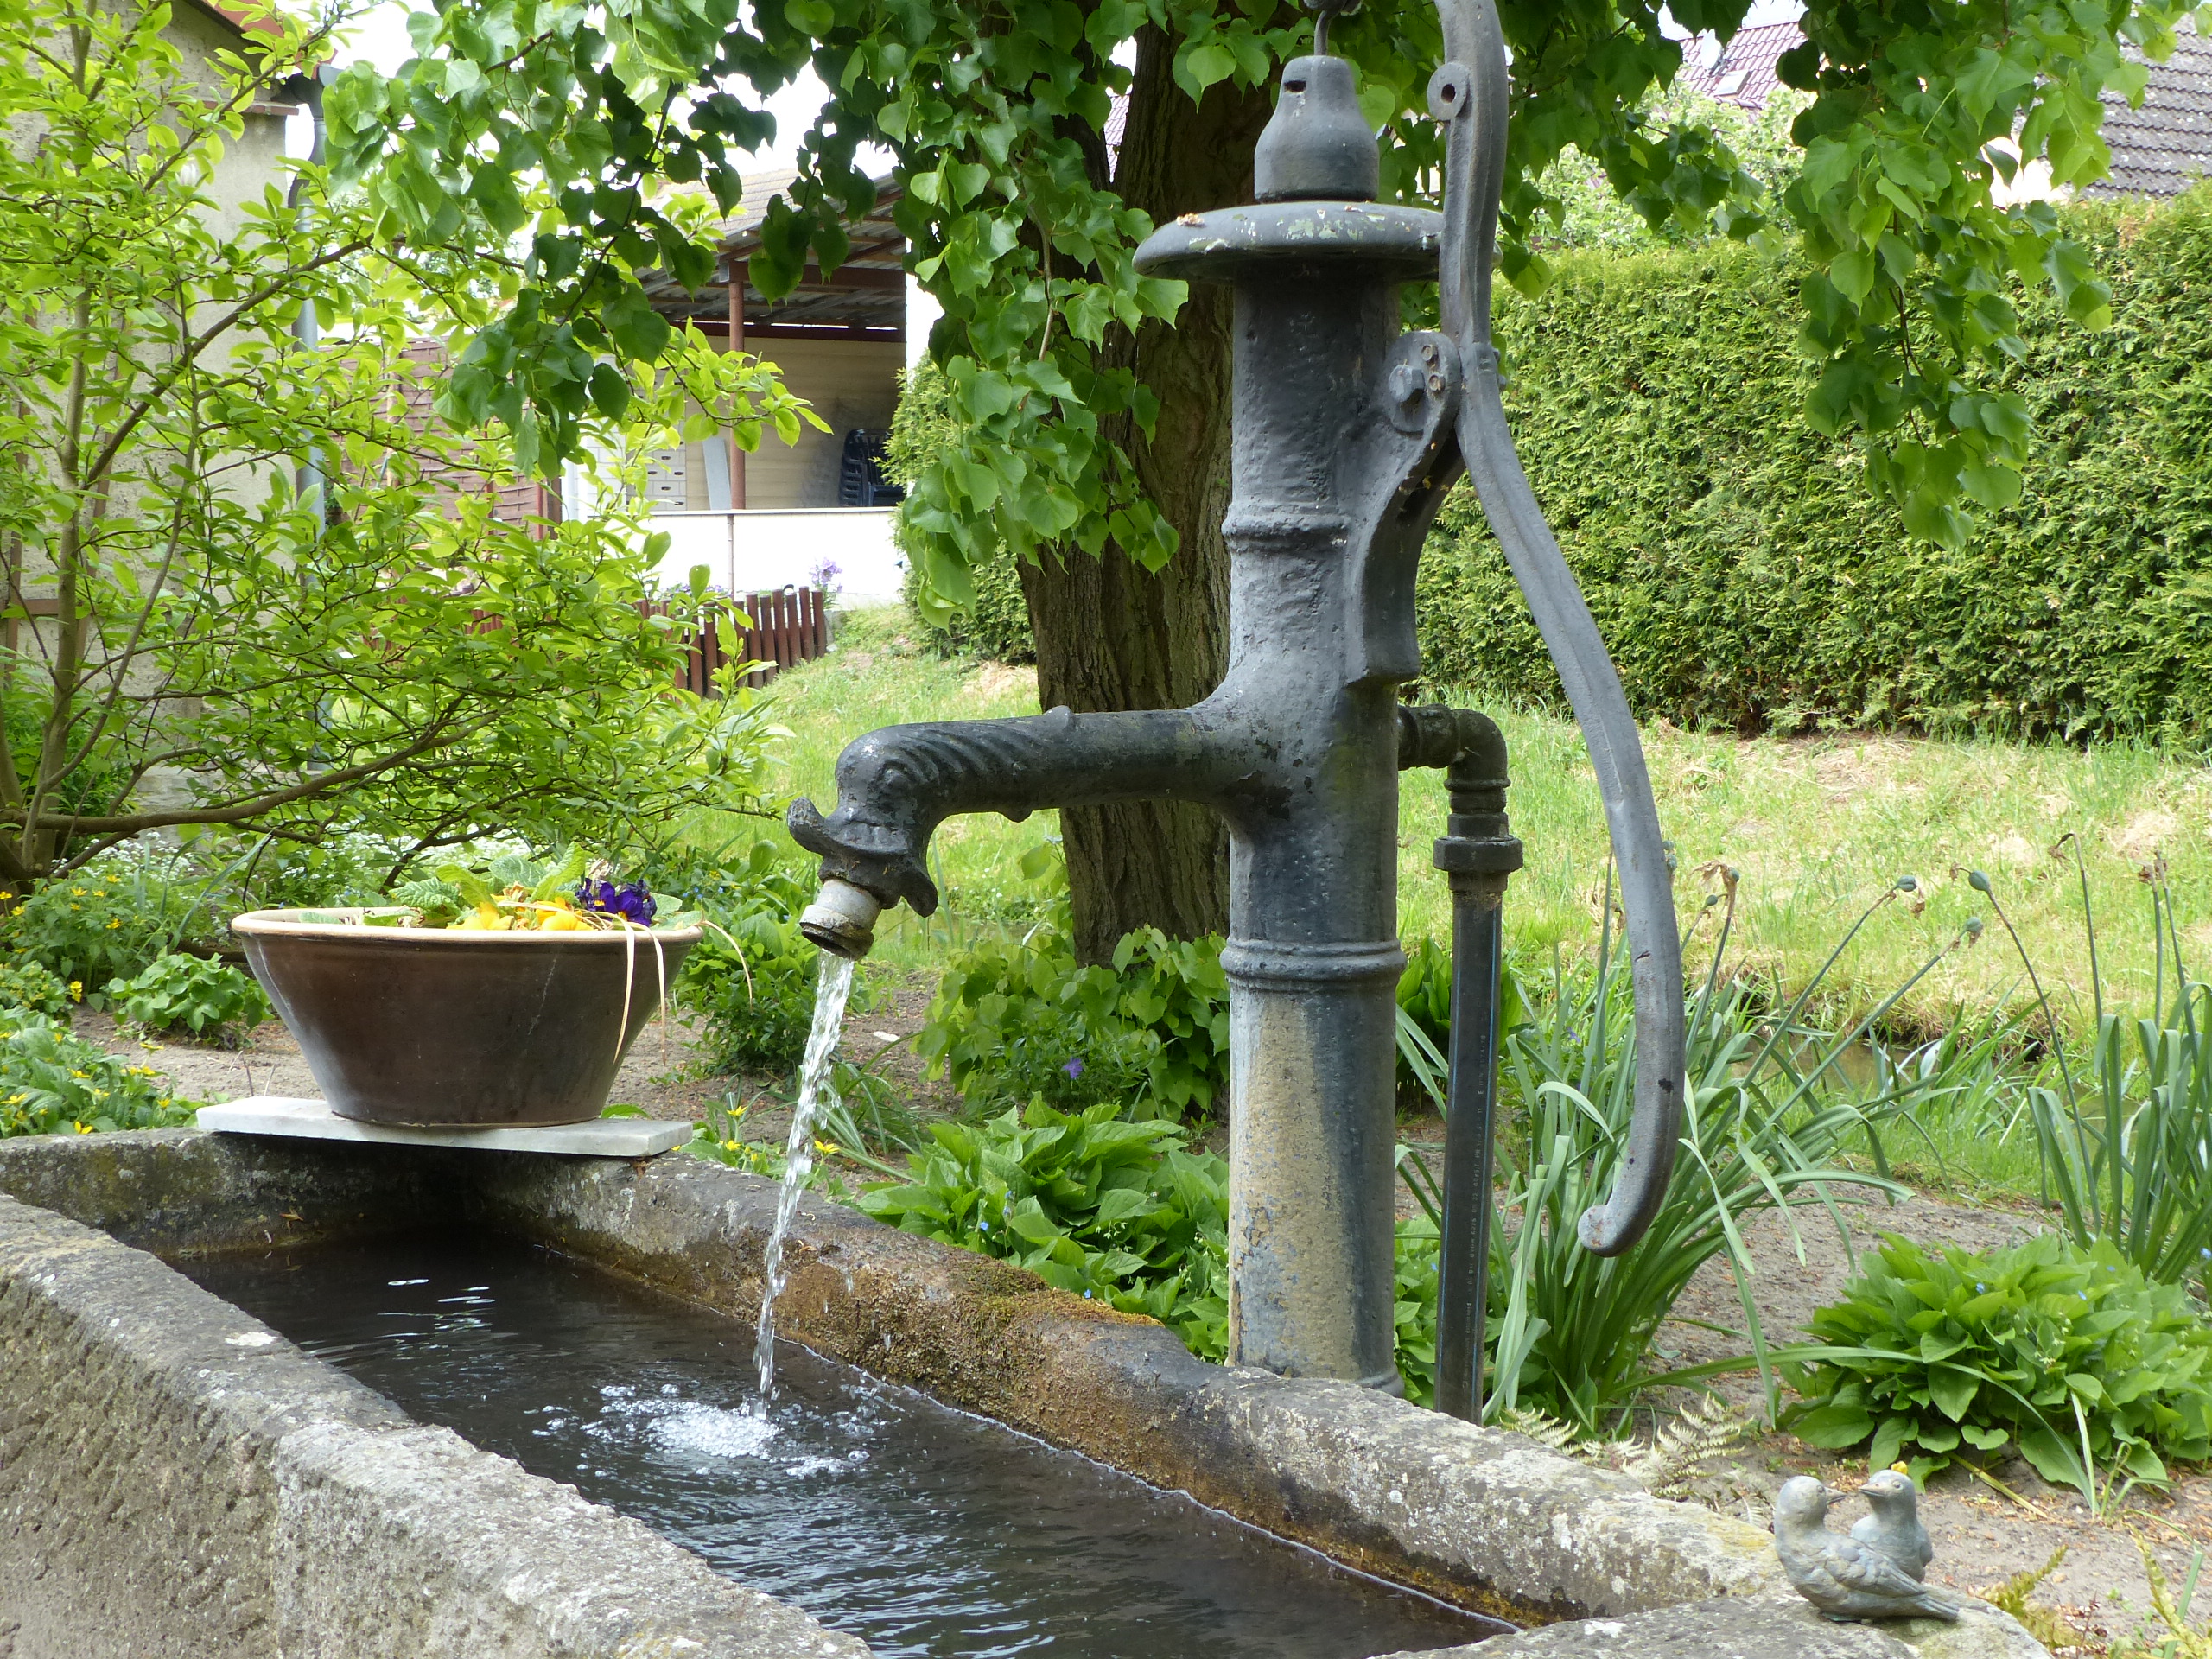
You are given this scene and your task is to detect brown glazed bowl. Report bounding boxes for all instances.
[231,909,702,1128]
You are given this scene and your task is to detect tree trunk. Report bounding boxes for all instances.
[1020,29,1271,964]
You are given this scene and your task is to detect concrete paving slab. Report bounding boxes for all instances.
[196,1096,690,1158]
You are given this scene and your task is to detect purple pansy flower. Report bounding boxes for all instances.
[577,879,656,925]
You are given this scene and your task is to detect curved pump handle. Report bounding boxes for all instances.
[1430,0,1685,1255]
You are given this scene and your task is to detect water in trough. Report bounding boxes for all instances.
[182,1230,1503,1658]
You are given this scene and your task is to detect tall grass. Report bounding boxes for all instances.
[1979,854,2212,1287]
[1396,880,2020,1433]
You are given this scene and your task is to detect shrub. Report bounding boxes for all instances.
[107,953,271,1041]
[186,829,401,921]
[658,841,823,1076]
[0,1008,196,1135]
[0,957,75,1020]
[915,921,1230,1120]
[886,362,1034,662]
[1416,185,2212,741]
[1783,1233,2212,1497]
[0,855,200,990]
[858,1098,1230,1355]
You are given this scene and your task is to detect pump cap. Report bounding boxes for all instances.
[1253,56,1379,203]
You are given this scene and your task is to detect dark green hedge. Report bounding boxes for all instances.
[894,189,2212,741]
[1420,188,2212,741]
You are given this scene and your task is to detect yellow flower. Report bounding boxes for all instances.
[70,887,85,896]
[814,1140,841,1157]
[73,1122,91,1134]
[8,906,21,916]
[67,982,82,1002]
[106,918,121,930]
[722,1138,741,1151]
[69,1070,86,1079]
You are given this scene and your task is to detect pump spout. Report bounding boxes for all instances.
[787,704,1249,935]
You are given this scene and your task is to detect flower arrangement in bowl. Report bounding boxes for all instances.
[232,849,702,1129]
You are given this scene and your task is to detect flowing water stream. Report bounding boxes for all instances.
[755,951,856,1402]
[181,1232,1502,1657]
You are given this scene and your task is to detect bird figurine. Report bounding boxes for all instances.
[1774,1476,1959,1624]
[1851,1468,1934,1581]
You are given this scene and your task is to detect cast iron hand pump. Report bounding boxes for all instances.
[789,0,1683,1395]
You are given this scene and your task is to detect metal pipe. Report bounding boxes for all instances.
[289,68,333,524]
[1405,708,1520,1421]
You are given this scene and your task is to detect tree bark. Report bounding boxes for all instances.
[1020,29,1271,963]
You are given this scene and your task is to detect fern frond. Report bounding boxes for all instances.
[1622,1397,1758,1498]
[1497,1406,1584,1454]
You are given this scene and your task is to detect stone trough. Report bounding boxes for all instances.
[0,1128,2045,1656]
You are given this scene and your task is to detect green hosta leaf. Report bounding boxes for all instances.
[1929,1365,1980,1422]
[1788,1403,1876,1447]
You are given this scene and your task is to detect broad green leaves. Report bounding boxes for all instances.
[0,0,796,881]
[323,0,2212,607]
[1783,1233,2212,1495]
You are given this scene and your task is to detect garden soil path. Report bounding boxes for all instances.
[94,1001,2199,1652]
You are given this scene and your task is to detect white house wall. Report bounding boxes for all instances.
[665,335,904,511]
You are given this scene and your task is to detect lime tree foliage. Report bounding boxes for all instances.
[330,0,2208,607]
[0,0,806,889]
[1417,185,2212,740]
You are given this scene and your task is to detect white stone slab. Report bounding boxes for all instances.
[196,1096,691,1158]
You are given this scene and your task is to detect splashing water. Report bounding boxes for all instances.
[753,952,855,1406]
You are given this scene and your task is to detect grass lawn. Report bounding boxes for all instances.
[724,607,2211,1046]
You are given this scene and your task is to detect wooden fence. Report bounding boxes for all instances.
[648,585,831,694]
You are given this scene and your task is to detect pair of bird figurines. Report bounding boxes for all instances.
[1776,1468,1961,1623]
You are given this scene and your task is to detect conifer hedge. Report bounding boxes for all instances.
[895,188,2212,742]
[1419,187,2212,741]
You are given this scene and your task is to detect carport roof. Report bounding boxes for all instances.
[642,168,907,343]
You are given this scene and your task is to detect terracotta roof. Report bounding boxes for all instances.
[1681,18,2209,199]
[181,0,292,48]
[2084,23,2212,198]
[1677,20,1800,111]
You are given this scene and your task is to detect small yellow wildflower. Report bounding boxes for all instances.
[69,1070,86,1079]
[69,904,79,912]
[70,887,85,896]
[106,918,121,930]
[9,906,22,916]
[722,1138,741,1151]
[814,1140,840,1158]
[73,1122,91,1134]
[67,982,82,1002]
